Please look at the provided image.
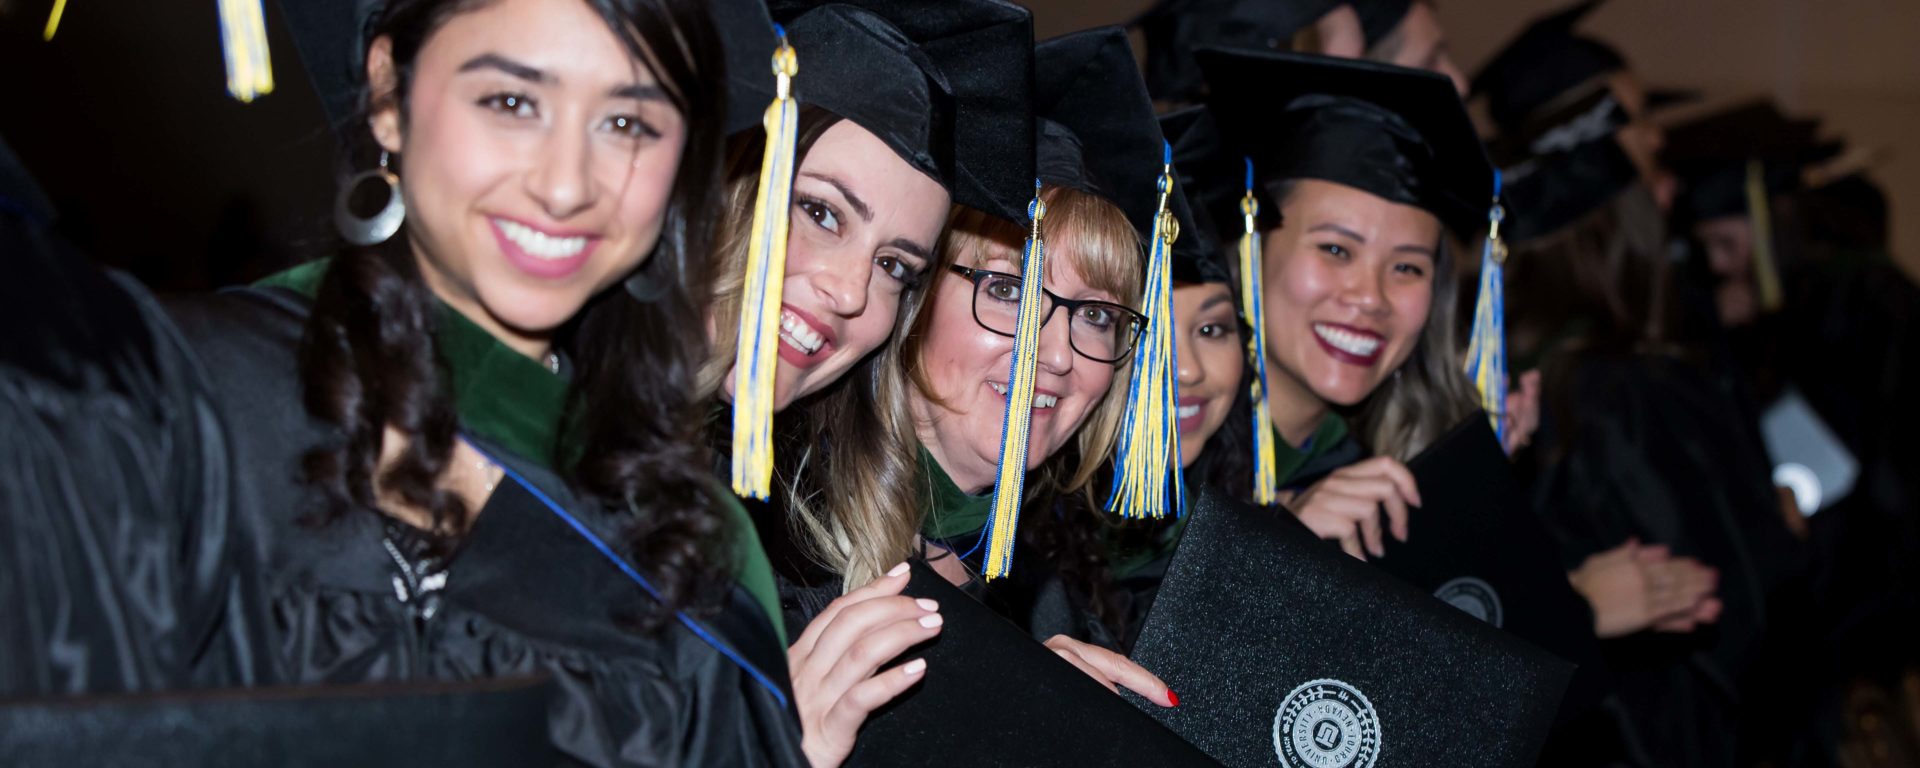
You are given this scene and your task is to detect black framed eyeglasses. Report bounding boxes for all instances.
[945,265,1147,364]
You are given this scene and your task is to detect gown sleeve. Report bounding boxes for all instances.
[0,207,278,697]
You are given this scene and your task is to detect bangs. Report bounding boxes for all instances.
[942,185,1144,308]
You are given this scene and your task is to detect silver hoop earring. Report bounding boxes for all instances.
[335,151,405,246]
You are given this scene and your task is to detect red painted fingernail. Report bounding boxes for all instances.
[1167,689,1181,707]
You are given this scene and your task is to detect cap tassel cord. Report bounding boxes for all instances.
[983,180,1048,581]
[1465,169,1510,449]
[218,0,275,102]
[730,29,799,500]
[1107,142,1184,520]
[42,0,68,40]
[1239,158,1281,504]
[1745,159,1784,312]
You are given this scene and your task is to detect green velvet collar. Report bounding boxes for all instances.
[257,260,568,468]
[1276,411,1349,488]
[917,446,994,541]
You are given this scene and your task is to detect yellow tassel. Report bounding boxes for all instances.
[1745,159,1784,312]
[43,0,69,40]
[730,32,800,501]
[217,0,275,102]
[1464,171,1509,447]
[983,181,1047,580]
[1107,145,1183,520]
[1239,159,1280,504]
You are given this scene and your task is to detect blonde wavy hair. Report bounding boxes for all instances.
[905,185,1145,531]
[701,106,945,591]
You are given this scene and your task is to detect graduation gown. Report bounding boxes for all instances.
[1,191,277,698]
[158,280,806,767]
[1523,348,1804,768]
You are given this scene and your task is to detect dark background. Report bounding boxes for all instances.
[3,0,1912,290]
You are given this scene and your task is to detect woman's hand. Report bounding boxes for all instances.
[1043,635,1178,708]
[1567,540,1721,638]
[1502,370,1543,455]
[788,563,943,768]
[1279,456,1421,559]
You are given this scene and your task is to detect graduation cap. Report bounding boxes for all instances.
[1035,27,1201,528]
[1198,49,1513,444]
[1375,413,1615,742]
[1498,85,1641,242]
[1469,0,1627,140]
[1663,100,1840,312]
[1132,0,1344,104]
[844,560,1217,766]
[721,0,1038,499]
[275,0,384,140]
[1126,488,1574,767]
[0,677,558,766]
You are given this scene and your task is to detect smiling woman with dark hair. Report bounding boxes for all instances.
[154,0,807,763]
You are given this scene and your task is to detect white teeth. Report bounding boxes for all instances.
[1177,404,1200,419]
[496,219,588,261]
[1313,323,1381,357]
[988,382,1058,410]
[778,309,825,356]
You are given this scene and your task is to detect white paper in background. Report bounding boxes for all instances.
[1761,388,1858,516]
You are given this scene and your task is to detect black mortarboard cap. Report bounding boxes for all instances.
[0,677,558,766]
[845,561,1217,766]
[1497,86,1641,241]
[1663,101,1839,221]
[1036,28,1200,256]
[1349,0,1415,47]
[1469,0,1626,139]
[1133,0,1343,104]
[1126,489,1573,767]
[712,0,783,136]
[1198,49,1495,242]
[1374,414,1613,738]
[1160,106,1241,284]
[275,0,382,138]
[762,0,1036,227]
[0,135,54,227]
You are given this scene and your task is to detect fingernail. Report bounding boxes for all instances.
[1167,689,1181,707]
[915,598,939,612]
[887,562,910,578]
[919,614,944,629]
[902,658,927,676]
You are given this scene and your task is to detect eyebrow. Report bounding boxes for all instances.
[799,171,872,222]
[888,237,935,264]
[1199,293,1235,313]
[458,53,547,83]
[459,53,668,102]
[1308,222,1366,242]
[1395,243,1438,257]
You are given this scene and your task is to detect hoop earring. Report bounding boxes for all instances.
[335,151,405,246]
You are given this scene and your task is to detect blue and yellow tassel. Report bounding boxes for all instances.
[47,0,274,103]
[983,180,1049,581]
[1464,170,1509,447]
[730,28,800,500]
[1107,142,1185,521]
[217,0,275,102]
[1239,158,1281,504]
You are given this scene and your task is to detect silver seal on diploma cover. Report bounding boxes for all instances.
[1273,678,1381,768]
[1434,576,1504,628]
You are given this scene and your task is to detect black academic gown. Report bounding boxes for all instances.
[162,286,806,767]
[1524,348,1804,768]
[0,197,277,698]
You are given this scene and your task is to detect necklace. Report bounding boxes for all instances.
[543,351,560,374]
